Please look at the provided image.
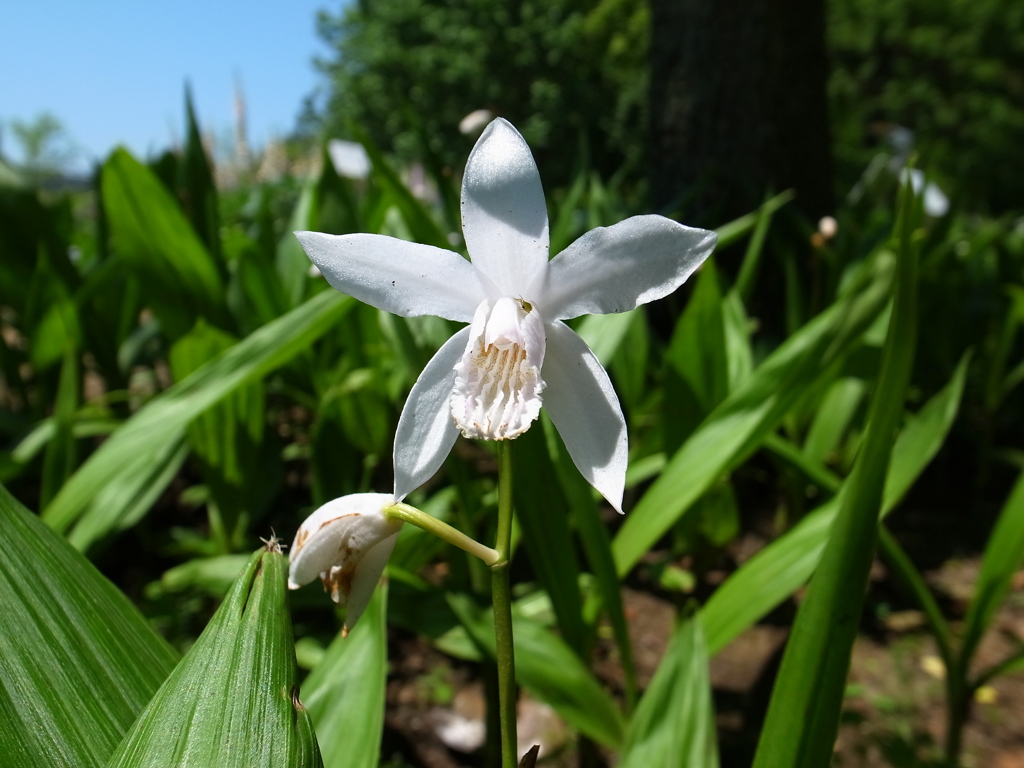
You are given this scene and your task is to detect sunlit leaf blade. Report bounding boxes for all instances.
[106,545,322,768]
[701,352,968,655]
[512,427,586,655]
[102,148,227,339]
[178,87,223,265]
[447,594,626,750]
[543,417,638,708]
[0,484,178,768]
[713,190,793,250]
[961,469,1024,666]
[613,253,893,575]
[40,345,80,509]
[751,183,919,768]
[618,616,718,768]
[43,290,352,547]
[303,586,388,768]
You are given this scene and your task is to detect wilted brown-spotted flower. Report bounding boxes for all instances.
[288,493,402,632]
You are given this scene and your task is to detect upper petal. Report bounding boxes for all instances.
[296,231,484,321]
[532,216,717,320]
[541,321,627,514]
[461,119,550,298]
[393,326,471,500]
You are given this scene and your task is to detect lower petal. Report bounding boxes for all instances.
[393,326,471,500]
[541,321,627,513]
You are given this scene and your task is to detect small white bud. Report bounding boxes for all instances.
[288,493,402,632]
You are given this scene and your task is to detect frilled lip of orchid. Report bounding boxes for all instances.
[288,493,402,631]
[295,117,717,514]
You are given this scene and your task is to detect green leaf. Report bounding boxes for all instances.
[43,291,353,548]
[802,377,866,465]
[543,417,639,709]
[40,346,80,509]
[102,148,227,339]
[751,180,920,768]
[702,352,968,655]
[663,259,729,450]
[106,545,322,767]
[0,484,178,767]
[618,616,719,768]
[613,252,894,575]
[277,177,317,308]
[961,469,1024,667]
[447,594,626,750]
[178,88,222,265]
[160,554,251,598]
[512,427,586,655]
[303,586,388,768]
[713,190,794,250]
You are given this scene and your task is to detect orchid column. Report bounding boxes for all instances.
[295,118,717,767]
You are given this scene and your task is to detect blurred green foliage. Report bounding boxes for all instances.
[307,0,648,185]
[829,0,1024,212]
[308,0,1024,214]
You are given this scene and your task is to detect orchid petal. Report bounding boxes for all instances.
[533,216,717,320]
[541,321,627,514]
[295,231,484,321]
[288,493,399,593]
[342,530,399,630]
[461,118,549,298]
[393,326,471,500]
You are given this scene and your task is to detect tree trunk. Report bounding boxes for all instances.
[649,0,834,225]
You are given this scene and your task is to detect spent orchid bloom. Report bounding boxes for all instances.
[288,493,402,631]
[297,118,716,512]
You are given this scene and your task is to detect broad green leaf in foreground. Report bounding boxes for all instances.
[701,351,968,655]
[618,616,718,768]
[752,183,919,768]
[43,290,352,549]
[303,586,389,768]
[0,484,178,768]
[106,544,322,768]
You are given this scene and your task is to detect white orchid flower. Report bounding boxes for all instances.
[296,118,716,513]
[288,493,402,632]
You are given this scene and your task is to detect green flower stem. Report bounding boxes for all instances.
[383,503,500,566]
[492,440,517,768]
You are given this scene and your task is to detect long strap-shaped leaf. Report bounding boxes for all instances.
[613,251,893,575]
[618,615,719,768]
[752,185,920,767]
[0,484,178,768]
[43,290,352,549]
[106,545,322,767]
[302,586,388,768]
[702,351,968,655]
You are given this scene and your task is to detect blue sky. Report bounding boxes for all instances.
[1,0,339,171]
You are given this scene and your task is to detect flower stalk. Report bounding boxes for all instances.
[383,502,500,565]
[491,441,517,768]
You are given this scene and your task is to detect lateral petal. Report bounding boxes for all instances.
[393,326,471,500]
[461,118,550,298]
[541,321,627,514]
[296,231,484,321]
[533,215,716,320]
